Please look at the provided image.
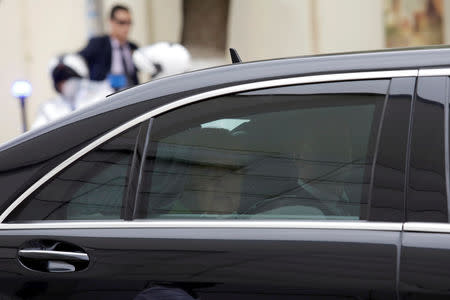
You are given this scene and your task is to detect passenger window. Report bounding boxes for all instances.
[7,124,143,222]
[135,80,389,220]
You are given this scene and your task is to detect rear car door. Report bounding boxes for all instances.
[0,72,412,299]
[400,72,450,299]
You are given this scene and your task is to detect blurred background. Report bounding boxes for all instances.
[1,0,448,144]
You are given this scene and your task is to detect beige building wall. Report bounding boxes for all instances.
[148,0,183,43]
[228,0,314,60]
[227,0,384,60]
[24,1,88,133]
[2,0,450,144]
[444,0,450,43]
[317,0,384,53]
[0,1,27,143]
[1,0,88,144]
[0,0,154,145]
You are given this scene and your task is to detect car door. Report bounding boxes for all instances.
[0,72,410,299]
[400,73,450,299]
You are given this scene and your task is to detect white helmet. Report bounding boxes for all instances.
[48,54,88,93]
[133,42,191,79]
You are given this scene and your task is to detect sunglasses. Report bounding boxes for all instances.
[113,18,132,26]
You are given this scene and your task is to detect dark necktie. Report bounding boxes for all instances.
[120,45,131,85]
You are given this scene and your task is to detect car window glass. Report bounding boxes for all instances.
[7,124,142,222]
[135,80,388,220]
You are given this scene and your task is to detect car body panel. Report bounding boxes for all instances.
[0,226,400,299]
[400,75,450,299]
[1,47,450,298]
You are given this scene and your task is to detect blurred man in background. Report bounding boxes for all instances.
[32,3,192,129]
[79,4,139,88]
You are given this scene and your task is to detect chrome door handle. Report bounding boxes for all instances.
[18,249,89,262]
[18,240,90,272]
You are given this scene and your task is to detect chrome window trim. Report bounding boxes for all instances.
[403,222,450,234]
[0,69,418,223]
[419,68,450,77]
[0,220,402,231]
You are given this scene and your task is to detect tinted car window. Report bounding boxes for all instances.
[134,80,388,220]
[7,125,142,222]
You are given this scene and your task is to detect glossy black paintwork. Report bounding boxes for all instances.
[369,77,415,221]
[407,76,448,222]
[399,76,450,300]
[123,120,151,220]
[1,48,450,299]
[400,232,450,299]
[0,228,400,299]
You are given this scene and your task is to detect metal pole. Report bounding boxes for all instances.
[19,96,28,132]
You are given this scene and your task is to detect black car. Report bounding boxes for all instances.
[0,47,449,299]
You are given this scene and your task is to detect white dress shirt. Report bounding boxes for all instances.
[109,37,134,76]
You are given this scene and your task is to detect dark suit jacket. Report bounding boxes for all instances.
[79,35,139,85]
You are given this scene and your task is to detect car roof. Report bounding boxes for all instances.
[0,46,449,213]
[2,46,450,152]
[61,46,450,116]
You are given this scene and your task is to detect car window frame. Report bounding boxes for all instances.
[5,122,149,222]
[135,80,390,221]
[403,69,450,232]
[0,69,417,226]
[406,75,449,222]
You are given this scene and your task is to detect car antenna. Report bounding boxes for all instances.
[229,48,242,64]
